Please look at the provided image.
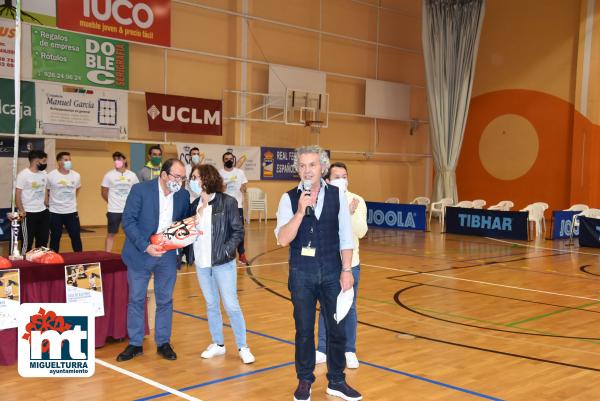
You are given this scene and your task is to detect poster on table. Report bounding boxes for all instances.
[0,269,20,329]
[31,26,129,90]
[0,20,32,79]
[35,82,128,139]
[56,0,171,46]
[175,142,261,181]
[0,0,56,26]
[65,262,104,317]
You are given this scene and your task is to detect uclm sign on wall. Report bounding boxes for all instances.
[57,0,171,46]
[145,92,222,136]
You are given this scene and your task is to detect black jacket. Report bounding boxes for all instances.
[186,192,244,267]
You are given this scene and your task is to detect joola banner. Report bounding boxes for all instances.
[550,210,580,240]
[146,93,222,135]
[445,207,529,240]
[365,202,426,231]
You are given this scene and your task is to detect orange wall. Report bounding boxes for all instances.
[457,0,584,211]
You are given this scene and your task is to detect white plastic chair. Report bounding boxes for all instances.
[455,200,474,208]
[410,197,431,210]
[570,208,600,244]
[472,199,486,209]
[385,197,400,204]
[521,203,547,238]
[246,188,268,223]
[428,198,454,231]
[488,200,514,211]
[565,204,589,212]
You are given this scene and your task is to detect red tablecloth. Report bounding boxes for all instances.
[0,251,137,366]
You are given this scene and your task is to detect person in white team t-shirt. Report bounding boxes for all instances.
[16,149,50,251]
[101,151,139,252]
[47,152,82,253]
[219,151,249,265]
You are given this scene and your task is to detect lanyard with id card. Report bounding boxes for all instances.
[301,219,317,257]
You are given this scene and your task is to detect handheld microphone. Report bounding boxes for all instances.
[302,179,314,216]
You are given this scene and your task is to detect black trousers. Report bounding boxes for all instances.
[49,212,83,252]
[23,209,50,251]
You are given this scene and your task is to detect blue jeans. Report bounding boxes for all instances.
[127,254,177,346]
[317,265,360,353]
[288,261,346,385]
[196,259,247,348]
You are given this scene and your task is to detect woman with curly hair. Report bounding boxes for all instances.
[186,164,255,364]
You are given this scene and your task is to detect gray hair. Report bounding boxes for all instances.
[293,145,330,176]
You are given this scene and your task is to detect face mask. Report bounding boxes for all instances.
[63,161,72,170]
[224,160,234,169]
[151,156,162,166]
[114,159,124,169]
[329,178,348,192]
[167,180,181,193]
[191,155,201,165]
[189,180,202,195]
[37,163,47,171]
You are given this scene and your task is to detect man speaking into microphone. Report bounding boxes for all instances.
[275,145,361,401]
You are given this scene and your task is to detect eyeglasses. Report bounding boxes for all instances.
[168,173,186,182]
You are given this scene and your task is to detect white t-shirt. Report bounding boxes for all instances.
[193,194,214,269]
[101,169,139,213]
[47,169,81,214]
[16,168,47,213]
[219,168,248,208]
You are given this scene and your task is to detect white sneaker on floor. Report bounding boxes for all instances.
[201,343,226,359]
[345,352,359,369]
[315,350,327,364]
[239,347,256,364]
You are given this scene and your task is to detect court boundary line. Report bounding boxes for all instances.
[362,263,600,302]
[95,358,202,401]
[133,362,295,401]
[485,237,600,256]
[163,309,506,401]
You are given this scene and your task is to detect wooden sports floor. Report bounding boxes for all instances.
[2,221,600,401]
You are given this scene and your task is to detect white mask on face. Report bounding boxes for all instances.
[167,180,181,193]
[329,178,348,192]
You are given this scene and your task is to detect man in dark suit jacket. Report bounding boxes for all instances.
[116,159,190,362]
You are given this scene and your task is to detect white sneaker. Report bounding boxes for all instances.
[315,350,327,364]
[345,352,359,369]
[238,347,256,364]
[201,343,226,359]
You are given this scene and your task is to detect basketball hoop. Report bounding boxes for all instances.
[304,120,324,134]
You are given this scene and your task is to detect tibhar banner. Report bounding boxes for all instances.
[36,82,128,137]
[31,26,128,89]
[175,143,261,181]
[57,0,171,46]
[0,20,32,79]
[0,78,36,134]
[146,93,222,135]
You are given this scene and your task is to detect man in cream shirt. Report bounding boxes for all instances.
[315,162,368,370]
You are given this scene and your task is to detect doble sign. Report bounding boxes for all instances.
[57,0,171,46]
[145,93,222,135]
